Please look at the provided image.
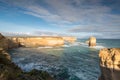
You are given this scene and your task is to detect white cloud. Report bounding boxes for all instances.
[0,0,120,38]
[0,21,36,32]
[0,0,115,24]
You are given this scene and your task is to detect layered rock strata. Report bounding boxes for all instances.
[10,37,64,47]
[9,36,77,48]
[88,36,96,47]
[0,33,54,80]
[0,33,9,50]
[62,37,76,43]
[0,33,19,50]
[99,48,120,80]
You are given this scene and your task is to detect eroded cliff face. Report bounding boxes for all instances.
[62,37,77,43]
[99,48,120,80]
[11,37,64,47]
[0,33,9,50]
[0,33,19,50]
[10,36,77,47]
[88,36,96,47]
[0,33,54,80]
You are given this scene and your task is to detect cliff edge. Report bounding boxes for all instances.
[9,36,77,48]
[0,33,19,50]
[99,48,120,80]
[0,33,54,80]
[11,37,64,47]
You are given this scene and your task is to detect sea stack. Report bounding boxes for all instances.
[98,48,120,80]
[88,36,96,47]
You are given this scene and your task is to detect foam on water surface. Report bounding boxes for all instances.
[9,39,120,80]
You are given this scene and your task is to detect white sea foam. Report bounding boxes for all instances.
[13,58,25,63]
[63,42,81,47]
[53,48,64,50]
[80,42,88,47]
[19,63,35,71]
[70,42,81,46]
[75,72,87,80]
[38,46,53,49]
[79,42,106,49]
[62,45,70,47]
[10,41,101,80]
[18,62,46,71]
[94,45,105,49]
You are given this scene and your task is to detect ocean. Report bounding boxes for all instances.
[9,39,120,80]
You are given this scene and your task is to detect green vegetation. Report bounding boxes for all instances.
[0,49,54,80]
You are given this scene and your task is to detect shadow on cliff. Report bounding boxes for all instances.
[98,66,120,80]
[0,33,54,80]
[0,33,20,50]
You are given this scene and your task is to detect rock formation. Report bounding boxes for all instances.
[62,37,76,43]
[0,33,54,80]
[99,48,120,80]
[0,33,77,80]
[9,36,77,48]
[0,33,19,50]
[10,37,64,47]
[88,36,96,47]
[0,48,54,80]
[0,33,9,50]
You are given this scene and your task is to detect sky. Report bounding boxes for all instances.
[0,0,120,38]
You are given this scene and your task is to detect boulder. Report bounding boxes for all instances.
[99,48,120,80]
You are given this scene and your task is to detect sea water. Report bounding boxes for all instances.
[9,39,120,80]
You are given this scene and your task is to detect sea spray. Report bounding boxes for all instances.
[9,39,120,80]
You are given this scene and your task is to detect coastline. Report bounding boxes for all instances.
[0,33,54,80]
[1,33,120,80]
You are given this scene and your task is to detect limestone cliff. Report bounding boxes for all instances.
[99,48,120,80]
[0,33,54,80]
[10,36,77,48]
[11,37,64,47]
[0,33,19,50]
[62,37,77,43]
[87,36,96,47]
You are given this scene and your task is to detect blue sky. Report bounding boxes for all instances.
[0,0,120,38]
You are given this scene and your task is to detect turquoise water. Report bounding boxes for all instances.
[9,39,120,80]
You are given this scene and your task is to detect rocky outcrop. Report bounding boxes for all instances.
[0,48,54,80]
[0,33,9,50]
[0,33,54,80]
[88,36,96,47]
[10,37,64,47]
[0,33,19,50]
[9,36,77,48]
[62,37,76,43]
[0,33,77,80]
[99,48,120,80]
[0,48,11,60]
